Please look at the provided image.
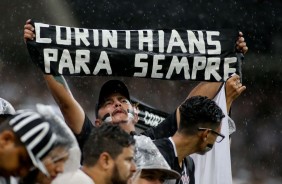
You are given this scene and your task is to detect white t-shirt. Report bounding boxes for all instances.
[191,83,233,184]
[52,169,94,184]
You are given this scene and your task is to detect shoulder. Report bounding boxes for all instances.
[142,110,177,139]
[153,138,172,149]
[53,170,94,184]
[76,115,94,136]
[153,138,175,162]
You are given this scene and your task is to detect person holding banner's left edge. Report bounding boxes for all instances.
[23,18,247,138]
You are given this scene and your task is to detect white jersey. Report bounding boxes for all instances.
[191,83,233,184]
[52,169,94,184]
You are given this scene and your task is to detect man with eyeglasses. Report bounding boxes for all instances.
[153,96,225,184]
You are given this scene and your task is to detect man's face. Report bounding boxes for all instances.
[197,126,221,155]
[97,93,137,132]
[0,136,33,177]
[135,170,166,184]
[110,145,136,184]
[36,146,69,183]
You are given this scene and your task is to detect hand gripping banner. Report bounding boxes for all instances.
[27,21,241,82]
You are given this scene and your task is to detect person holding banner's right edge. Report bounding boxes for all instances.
[23,19,247,184]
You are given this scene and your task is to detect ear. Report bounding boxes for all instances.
[95,119,102,127]
[98,152,114,170]
[198,129,209,141]
[132,104,139,125]
[215,124,221,132]
[0,130,16,148]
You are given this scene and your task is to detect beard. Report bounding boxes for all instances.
[198,143,214,155]
[110,164,129,184]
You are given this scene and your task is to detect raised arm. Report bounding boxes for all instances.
[188,74,246,112]
[188,32,248,106]
[24,20,85,134]
[144,32,248,138]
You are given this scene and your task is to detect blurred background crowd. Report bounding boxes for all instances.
[0,0,281,183]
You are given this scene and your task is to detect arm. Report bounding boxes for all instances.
[187,75,246,112]
[145,32,248,138]
[188,82,222,99]
[182,32,248,123]
[224,74,246,112]
[188,31,248,100]
[44,75,85,134]
[24,20,85,134]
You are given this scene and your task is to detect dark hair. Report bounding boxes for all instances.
[178,96,225,134]
[18,169,39,184]
[0,114,24,146]
[82,123,135,166]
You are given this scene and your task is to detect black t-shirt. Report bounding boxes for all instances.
[74,111,178,151]
[154,138,195,184]
[74,115,94,152]
[141,111,178,140]
[75,111,194,184]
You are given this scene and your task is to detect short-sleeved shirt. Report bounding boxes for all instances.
[74,111,178,151]
[52,169,94,184]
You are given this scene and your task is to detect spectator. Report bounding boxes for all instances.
[0,110,58,179]
[132,135,180,184]
[154,96,225,184]
[19,104,81,184]
[56,123,136,184]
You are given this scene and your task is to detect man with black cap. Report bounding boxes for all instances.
[94,79,137,134]
[24,20,248,150]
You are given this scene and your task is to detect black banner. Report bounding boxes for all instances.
[131,98,169,130]
[27,21,240,81]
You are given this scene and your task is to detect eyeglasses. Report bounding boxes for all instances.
[198,128,225,143]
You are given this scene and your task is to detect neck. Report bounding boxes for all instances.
[117,121,136,134]
[171,132,198,165]
[82,165,108,184]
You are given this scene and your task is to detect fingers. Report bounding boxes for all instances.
[227,74,246,94]
[24,23,34,31]
[236,32,248,54]
[242,45,248,54]
[23,20,35,43]
[237,85,246,94]
[26,19,31,24]
[24,29,35,42]
[233,78,246,95]
[236,42,248,54]
[237,36,244,43]
[227,73,240,81]
[236,43,248,54]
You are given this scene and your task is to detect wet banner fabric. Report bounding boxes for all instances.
[27,21,241,82]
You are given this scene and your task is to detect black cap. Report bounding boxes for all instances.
[96,80,130,116]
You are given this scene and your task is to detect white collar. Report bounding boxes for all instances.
[168,137,178,157]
